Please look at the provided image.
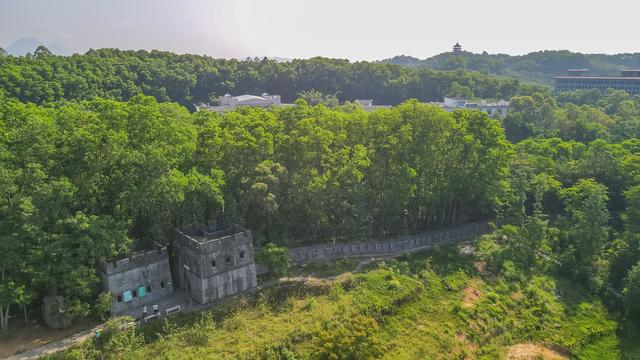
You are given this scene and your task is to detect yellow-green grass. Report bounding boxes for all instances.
[45,244,640,360]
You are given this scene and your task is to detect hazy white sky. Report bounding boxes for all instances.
[1,0,639,60]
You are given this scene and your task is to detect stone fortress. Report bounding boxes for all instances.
[98,222,257,317]
[98,219,492,318]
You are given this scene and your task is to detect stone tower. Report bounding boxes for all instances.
[173,223,257,304]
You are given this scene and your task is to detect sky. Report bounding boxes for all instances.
[1,0,640,60]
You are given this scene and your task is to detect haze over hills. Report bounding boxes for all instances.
[383,49,640,85]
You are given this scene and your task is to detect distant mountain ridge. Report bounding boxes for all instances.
[5,38,71,56]
[382,50,640,85]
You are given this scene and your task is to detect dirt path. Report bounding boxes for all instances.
[0,318,97,360]
[3,324,102,360]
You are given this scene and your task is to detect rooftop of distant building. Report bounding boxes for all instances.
[195,93,293,113]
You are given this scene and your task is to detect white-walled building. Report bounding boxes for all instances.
[437,97,509,117]
[196,93,290,113]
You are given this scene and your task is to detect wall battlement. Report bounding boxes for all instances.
[175,224,252,253]
[99,247,168,276]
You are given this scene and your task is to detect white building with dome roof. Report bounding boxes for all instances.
[196,93,291,113]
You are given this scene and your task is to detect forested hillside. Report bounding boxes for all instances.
[385,50,640,85]
[1,50,640,359]
[0,49,545,109]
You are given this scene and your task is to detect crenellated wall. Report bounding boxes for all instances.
[98,248,168,275]
[289,221,492,264]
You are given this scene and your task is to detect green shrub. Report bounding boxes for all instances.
[327,283,345,301]
[388,279,401,290]
[257,244,291,276]
[94,291,112,321]
[313,313,383,360]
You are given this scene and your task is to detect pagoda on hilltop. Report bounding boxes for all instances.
[453,42,462,53]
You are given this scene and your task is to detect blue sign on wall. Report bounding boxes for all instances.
[123,290,132,302]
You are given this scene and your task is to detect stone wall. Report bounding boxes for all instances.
[290,220,492,264]
[191,263,258,304]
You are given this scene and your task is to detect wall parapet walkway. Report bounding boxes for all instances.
[290,220,492,264]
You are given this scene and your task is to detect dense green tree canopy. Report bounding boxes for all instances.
[503,90,640,143]
[0,94,516,331]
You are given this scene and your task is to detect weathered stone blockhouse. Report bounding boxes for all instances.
[173,224,257,304]
[97,247,174,315]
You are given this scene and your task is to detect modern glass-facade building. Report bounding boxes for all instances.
[555,69,640,95]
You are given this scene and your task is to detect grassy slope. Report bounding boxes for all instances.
[47,243,640,360]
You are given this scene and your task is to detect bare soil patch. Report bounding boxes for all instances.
[463,285,482,307]
[505,343,570,360]
[456,332,477,359]
[510,291,524,301]
[474,261,487,273]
